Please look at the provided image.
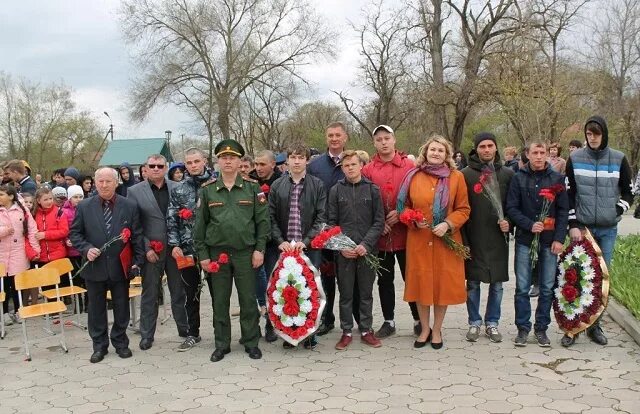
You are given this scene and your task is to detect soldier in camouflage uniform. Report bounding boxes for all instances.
[167,147,216,352]
[194,139,270,362]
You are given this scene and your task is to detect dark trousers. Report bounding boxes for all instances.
[321,250,360,327]
[86,278,130,352]
[336,255,375,332]
[377,250,419,321]
[140,252,188,340]
[2,276,19,314]
[180,265,212,337]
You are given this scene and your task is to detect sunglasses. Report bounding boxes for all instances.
[147,164,166,169]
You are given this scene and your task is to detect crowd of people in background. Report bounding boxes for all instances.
[1,114,639,364]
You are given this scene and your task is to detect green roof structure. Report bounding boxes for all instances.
[99,138,173,167]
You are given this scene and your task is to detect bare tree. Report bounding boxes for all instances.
[335,0,412,136]
[120,0,335,160]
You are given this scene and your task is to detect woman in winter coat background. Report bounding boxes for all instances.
[33,187,69,285]
[0,184,40,324]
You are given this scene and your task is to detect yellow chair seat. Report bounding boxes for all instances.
[19,301,67,319]
[130,276,142,286]
[106,288,141,300]
[41,286,87,300]
[0,292,5,302]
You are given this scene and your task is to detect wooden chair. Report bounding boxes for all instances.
[0,263,6,339]
[41,258,87,330]
[106,280,142,332]
[15,267,68,361]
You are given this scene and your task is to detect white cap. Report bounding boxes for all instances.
[51,186,68,199]
[372,124,394,136]
[67,185,84,199]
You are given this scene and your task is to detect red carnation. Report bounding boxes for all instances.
[208,261,220,273]
[218,253,229,264]
[149,240,164,254]
[178,208,193,220]
[550,183,565,194]
[565,269,578,285]
[120,228,131,243]
[260,184,270,193]
[282,285,299,303]
[562,284,578,303]
[283,301,300,316]
[329,226,342,236]
[473,183,483,194]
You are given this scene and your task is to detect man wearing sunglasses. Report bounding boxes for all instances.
[127,154,188,350]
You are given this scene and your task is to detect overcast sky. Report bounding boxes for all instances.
[0,0,372,140]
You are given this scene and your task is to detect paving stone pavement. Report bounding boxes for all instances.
[1,243,639,414]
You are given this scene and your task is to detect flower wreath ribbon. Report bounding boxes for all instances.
[266,248,326,345]
[553,230,610,337]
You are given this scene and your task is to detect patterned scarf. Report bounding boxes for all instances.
[396,163,451,225]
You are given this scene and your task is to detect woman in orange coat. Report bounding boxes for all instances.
[397,135,470,349]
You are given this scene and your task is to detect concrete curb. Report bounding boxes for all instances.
[607,297,640,346]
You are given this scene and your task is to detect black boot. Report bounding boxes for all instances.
[587,323,608,345]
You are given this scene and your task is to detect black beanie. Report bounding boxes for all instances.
[473,132,497,149]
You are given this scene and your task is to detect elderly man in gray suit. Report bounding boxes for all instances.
[127,154,189,350]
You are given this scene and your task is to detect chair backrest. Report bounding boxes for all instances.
[0,262,6,276]
[15,268,60,291]
[43,258,74,276]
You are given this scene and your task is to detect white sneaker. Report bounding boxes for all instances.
[3,313,14,326]
[10,313,21,324]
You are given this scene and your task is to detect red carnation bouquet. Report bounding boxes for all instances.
[310,225,383,274]
[530,184,565,266]
[399,208,470,259]
[473,166,508,243]
[260,184,270,194]
[75,228,132,278]
[178,208,193,220]
[149,240,164,254]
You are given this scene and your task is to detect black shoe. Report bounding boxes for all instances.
[375,322,396,339]
[265,321,278,343]
[210,347,231,362]
[90,349,108,363]
[316,323,334,336]
[303,336,318,350]
[413,321,422,336]
[561,333,577,347]
[245,346,262,359]
[431,331,443,350]
[587,325,608,345]
[283,341,295,349]
[414,330,432,348]
[116,347,133,358]
[139,338,153,350]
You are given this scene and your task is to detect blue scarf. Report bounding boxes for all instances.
[397,164,451,224]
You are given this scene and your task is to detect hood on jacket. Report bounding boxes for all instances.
[118,162,137,187]
[168,162,185,178]
[467,149,503,171]
[584,115,609,151]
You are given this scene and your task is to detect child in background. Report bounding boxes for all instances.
[19,193,40,305]
[62,185,86,311]
[0,185,40,324]
[33,187,69,286]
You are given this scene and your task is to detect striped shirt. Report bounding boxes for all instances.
[286,176,305,242]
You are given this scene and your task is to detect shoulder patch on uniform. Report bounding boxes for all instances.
[201,178,217,187]
[243,177,258,184]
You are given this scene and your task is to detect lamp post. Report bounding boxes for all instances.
[104,111,114,141]
[165,129,172,154]
[92,111,115,163]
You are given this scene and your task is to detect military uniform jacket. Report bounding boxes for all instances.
[193,174,270,261]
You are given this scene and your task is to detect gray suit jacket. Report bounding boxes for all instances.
[127,180,176,253]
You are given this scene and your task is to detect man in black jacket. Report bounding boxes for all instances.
[328,150,385,350]
[268,144,327,347]
[70,167,145,363]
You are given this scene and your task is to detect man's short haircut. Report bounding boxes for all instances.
[5,160,26,175]
[146,154,167,164]
[503,146,517,157]
[255,150,276,162]
[548,142,562,156]
[569,139,583,148]
[342,149,366,165]
[286,143,311,160]
[95,167,119,181]
[585,122,603,136]
[53,168,66,177]
[527,140,547,150]
[184,147,206,159]
[326,121,348,134]
[355,150,370,164]
[240,155,254,165]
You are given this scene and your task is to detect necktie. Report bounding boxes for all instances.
[103,200,113,233]
[332,156,340,165]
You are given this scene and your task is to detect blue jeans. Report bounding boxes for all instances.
[466,281,503,327]
[514,243,557,333]
[588,226,618,269]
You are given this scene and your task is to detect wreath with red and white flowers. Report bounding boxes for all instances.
[267,250,326,345]
[553,237,609,336]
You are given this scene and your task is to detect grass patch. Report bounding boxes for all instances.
[611,235,640,319]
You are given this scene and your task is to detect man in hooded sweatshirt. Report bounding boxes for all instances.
[562,116,635,347]
[116,162,137,197]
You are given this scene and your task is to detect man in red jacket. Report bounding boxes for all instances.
[362,125,420,338]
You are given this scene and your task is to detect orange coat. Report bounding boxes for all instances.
[404,170,470,306]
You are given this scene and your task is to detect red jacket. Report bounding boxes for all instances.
[34,206,69,263]
[362,151,415,251]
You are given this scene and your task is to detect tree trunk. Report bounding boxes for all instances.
[429,0,450,138]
